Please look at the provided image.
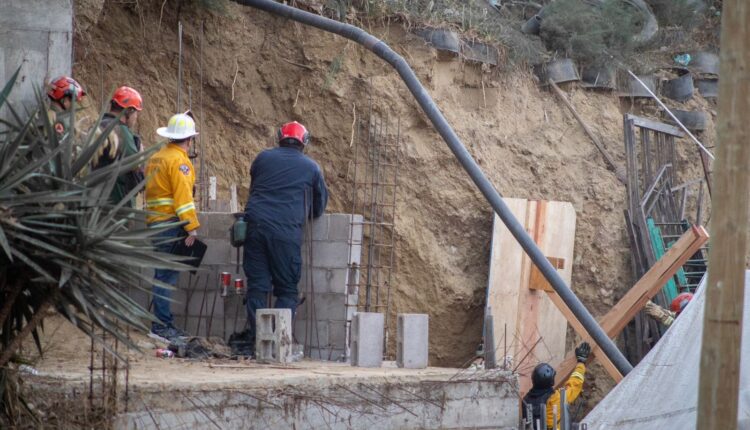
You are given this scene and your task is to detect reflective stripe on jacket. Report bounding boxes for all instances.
[546,363,586,429]
[144,143,199,231]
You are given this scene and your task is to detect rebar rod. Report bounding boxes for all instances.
[234,0,632,376]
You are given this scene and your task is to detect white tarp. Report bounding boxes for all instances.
[583,271,750,429]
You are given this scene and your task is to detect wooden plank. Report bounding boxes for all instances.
[553,225,709,386]
[486,198,528,366]
[518,200,545,392]
[486,198,577,393]
[626,114,685,138]
[518,200,576,393]
[528,257,565,292]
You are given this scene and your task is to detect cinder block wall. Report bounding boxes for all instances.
[130,213,363,353]
[295,214,363,361]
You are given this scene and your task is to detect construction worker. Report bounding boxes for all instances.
[644,292,694,327]
[522,342,591,429]
[241,121,328,350]
[46,76,87,137]
[145,112,201,342]
[91,86,144,206]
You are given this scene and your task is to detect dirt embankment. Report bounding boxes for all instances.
[72,0,714,406]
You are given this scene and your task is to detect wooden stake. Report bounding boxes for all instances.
[697,2,749,428]
[549,80,626,184]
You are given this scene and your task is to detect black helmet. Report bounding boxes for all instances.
[532,363,556,389]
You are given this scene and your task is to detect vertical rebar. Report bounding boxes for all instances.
[177,21,183,112]
[199,20,206,210]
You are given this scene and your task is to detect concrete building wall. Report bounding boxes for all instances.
[0,0,73,117]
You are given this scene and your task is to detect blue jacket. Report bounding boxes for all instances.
[243,146,328,243]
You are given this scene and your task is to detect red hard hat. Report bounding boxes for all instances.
[112,86,143,111]
[277,121,310,146]
[48,76,86,102]
[671,292,694,314]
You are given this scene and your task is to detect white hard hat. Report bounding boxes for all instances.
[157,113,199,140]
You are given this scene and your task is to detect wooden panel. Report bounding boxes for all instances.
[486,198,577,393]
[527,202,576,370]
[486,198,528,366]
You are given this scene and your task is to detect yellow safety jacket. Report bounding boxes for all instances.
[546,363,585,429]
[144,143,199,231]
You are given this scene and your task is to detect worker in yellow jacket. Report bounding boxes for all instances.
[145,112,200,342]
[522,342,591,429]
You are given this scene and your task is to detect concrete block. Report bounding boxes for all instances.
[397,314,429,369]
[255,309,293,364]
[198,212,235,239]
[327,214,354,241]
[300,293,349,322]
[328,320,348,349]
[309,216,328,241]
[308,347,346,362]
[310,241,354,269]
[300,267,349,294]
[351,312,384,368]
[293,320,329,349]
[222,295,246,335]
[201,239,233,265]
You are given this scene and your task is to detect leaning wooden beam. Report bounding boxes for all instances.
[550,225,709,387]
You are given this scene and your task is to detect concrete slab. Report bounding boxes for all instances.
[31,360,519,430]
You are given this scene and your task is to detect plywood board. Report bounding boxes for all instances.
[486,198,528,364]
[485,198,577,392]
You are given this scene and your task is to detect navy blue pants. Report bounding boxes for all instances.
[149,221,185,331]
[243,225,302,337]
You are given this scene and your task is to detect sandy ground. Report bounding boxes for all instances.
[70,0,715,408]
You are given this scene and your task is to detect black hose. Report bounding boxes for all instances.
[233,0,633,376]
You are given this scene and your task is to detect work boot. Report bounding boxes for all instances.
[228,329,255,358]
[149,324,189,344]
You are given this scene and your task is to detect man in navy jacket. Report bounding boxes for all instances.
[242,121,328,346]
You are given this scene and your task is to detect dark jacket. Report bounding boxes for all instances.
[243,146,328,243]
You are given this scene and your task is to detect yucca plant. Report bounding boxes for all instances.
[0,68,189,425]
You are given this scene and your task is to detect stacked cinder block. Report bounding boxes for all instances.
[255,309,293,363]
[129,213,363,346]
[295,214,363,361]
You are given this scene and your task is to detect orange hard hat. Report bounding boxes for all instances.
[670,292,694,314]
[112,86,143,111]
[48,76,86,102]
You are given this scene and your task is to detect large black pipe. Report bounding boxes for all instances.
[235,0,633,376]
